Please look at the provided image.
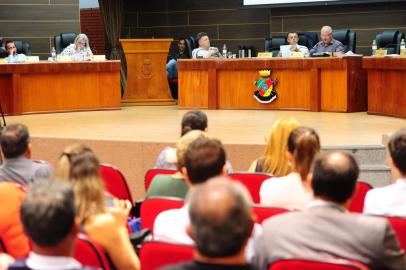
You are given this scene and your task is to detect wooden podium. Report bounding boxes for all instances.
[120,39,175,105]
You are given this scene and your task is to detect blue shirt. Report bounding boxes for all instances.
[310,39,345,56]
[7,54,26,63]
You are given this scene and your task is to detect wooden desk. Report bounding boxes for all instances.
[363,57,406,118]
[178,56,366,112]
[0,61,121,115]
[120,39,175,105]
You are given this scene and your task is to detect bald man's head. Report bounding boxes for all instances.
[187,177,253,258]
[311,152,359,204]
[321,25,333,44]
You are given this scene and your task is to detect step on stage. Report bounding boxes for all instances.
[7,106,405,199]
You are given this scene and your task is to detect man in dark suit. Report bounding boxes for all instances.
[255,152,406,270]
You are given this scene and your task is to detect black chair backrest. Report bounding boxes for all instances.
[333,29,356,53]
[54,32,77,54]
[184,36,196,58]
[265,36,287,56]
[376,30,405,54]
[298,31,319,49]
[1,40,32,56]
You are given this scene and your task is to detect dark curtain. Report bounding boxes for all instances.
[98,0,127,96]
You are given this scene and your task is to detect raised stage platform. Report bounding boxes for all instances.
[6,105,405,199]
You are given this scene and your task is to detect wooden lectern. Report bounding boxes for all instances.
[120,39,175,105]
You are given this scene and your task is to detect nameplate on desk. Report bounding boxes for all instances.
[375,49,387,57]
[92,55,106,61]
[0,58,6,64]
[290,51,305,58]
[26,56,39,63]
[400,49,406,58]
[57,55,72,62]
[257,52,273,58]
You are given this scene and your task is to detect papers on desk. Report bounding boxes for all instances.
[345,51,363,56]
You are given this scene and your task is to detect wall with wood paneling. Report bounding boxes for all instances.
[124,0,406,56]
[0,0,80,58]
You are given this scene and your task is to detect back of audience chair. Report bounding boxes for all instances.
[0,238,5,253]
[269,258,370,270]
[140,197,184,231]
[229,172,271,204]
[386,216,406,251]
[144,168,177,191]
[100,164,134,205]
[140,241,194,270]
[73,233,113,270]
[252,205,289,224]
[348,181,373,213]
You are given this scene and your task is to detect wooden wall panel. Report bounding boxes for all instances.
[320,70,347,112]
[0,0,80,59]
[178,71,209,109]
[125,0,406,56]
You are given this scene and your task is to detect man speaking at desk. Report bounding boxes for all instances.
[310,26,345,56]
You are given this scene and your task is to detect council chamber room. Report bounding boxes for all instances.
[0,0,406,269]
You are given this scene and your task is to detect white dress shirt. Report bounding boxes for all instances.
[259,172,312,210]
[26,252,82,270]
[153,204,262,263]
[363,178,406,216]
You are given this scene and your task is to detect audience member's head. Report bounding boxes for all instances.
[187,177,253,261]
[288,127,321,181]
[176,130,208,171]
[388,129,406,178]
[287,32,299,45]
[181,110,208,136]
[263,117,300,176]
[196,32,210,49]
[178,38,186,53]
[5,41,16,55]
[311,152,359,205]
[74,33,90,51]
[182,137,226,185]
[54,144,106,221]
[321,25,333,44]
[0,123,30,159]
[21,180,77,255]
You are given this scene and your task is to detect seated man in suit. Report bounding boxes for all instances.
[163,177,256,270]
[8,180,93,270]
[279,32,309,57]
[255,151,406,270]
[0,124,52,185]
[192,32,222,59]
[364,129,406,216]
[309,26,345,56]
[5,41,26,63]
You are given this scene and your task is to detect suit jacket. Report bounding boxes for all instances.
[254,201,406,270]
[0,157,52,185]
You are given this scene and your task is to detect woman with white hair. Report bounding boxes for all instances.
[61,33,93,61]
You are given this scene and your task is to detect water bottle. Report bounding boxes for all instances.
[248,46,252,58]
[51,46,56,61]
[222,44,227,58]
[238,46,242,58]
[241,46,246,58]
[401,39,406,50]
[372,40,377,56]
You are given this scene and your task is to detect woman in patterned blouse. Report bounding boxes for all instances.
[61,33,93,61]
